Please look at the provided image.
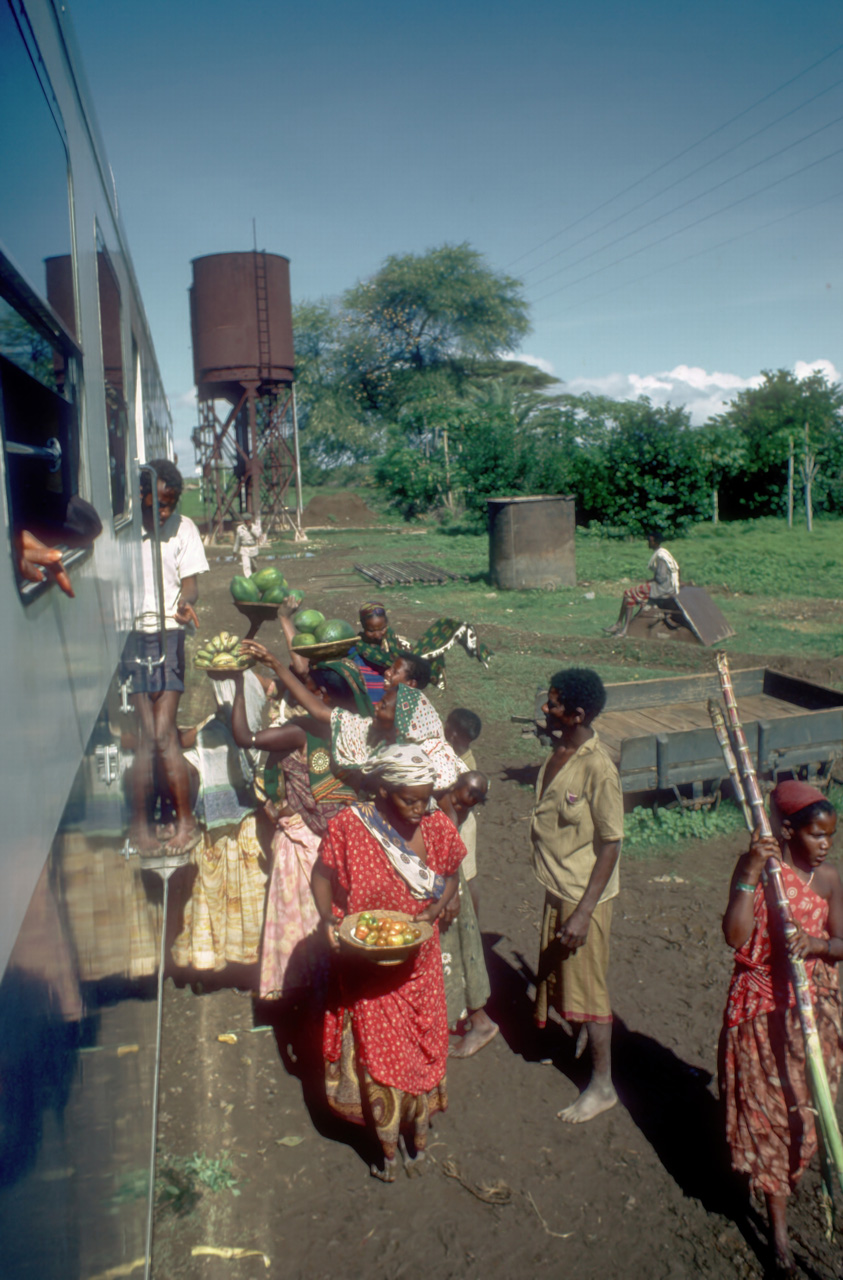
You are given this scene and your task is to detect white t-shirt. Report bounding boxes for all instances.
[137,511,209,631]
[648,546,680,597]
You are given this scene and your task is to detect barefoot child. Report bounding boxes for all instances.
[719,780,843,1275]
[123,459,208,853]
[531,668,624,1123]
[438,772,499,1058]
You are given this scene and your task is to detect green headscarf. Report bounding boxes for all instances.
[314,658,374,718]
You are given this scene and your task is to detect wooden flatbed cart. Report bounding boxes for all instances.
[515,668,843,805]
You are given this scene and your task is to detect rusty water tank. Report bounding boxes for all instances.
[190,251,294,393]
[487,495,576,590]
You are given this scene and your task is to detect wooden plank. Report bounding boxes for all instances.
[603,667,764,711]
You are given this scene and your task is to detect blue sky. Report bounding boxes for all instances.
[68,0,843,464]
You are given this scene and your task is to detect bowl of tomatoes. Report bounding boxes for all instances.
[338,910,432,965]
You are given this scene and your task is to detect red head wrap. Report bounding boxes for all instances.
[770,780,826,818]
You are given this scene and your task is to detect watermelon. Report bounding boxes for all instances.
[260,585,290,604]
[314,618,356,643]
[294,609,325,634]
[252,567,287,593]
[292,633,318,646]
[230,575,261,602]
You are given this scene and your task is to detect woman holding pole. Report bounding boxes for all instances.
[719,780,843,1274]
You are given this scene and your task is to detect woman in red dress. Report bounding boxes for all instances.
[311,745,465,1181]
[719,780,843,1274]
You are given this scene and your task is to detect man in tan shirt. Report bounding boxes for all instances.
[531,668,624,1123]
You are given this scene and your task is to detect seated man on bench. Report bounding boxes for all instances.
[604,531,680,638]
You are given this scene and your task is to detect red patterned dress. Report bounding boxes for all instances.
[319,806,465,1159]
[719,862,843,1197]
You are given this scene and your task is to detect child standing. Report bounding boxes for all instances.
[444,709,483,916]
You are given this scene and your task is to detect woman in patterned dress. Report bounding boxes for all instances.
[230,656,371,1000]
[719,780,843,1274]
[311,745,466,1181]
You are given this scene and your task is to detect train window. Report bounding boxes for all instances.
[0,0,91,598]
[96,231,131,523]
[0,0,74,327]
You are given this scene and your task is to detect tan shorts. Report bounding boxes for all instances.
[535,892,613,1026]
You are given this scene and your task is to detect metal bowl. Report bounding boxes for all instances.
[337,909,432,966]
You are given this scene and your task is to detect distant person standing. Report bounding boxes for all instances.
[123,459,209,853]
[233,512,260,578]
[604,530,680,638]
[532,667,624,1123]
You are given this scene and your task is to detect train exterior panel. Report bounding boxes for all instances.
[0,1,173,1272]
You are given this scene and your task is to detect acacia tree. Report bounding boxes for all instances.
[293,244,532,475]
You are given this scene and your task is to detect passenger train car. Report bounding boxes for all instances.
[0,1,173,1273]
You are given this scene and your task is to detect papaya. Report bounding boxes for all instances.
[252,567,286,593]
[314,618,356,643]
[292,633,317,647]
[286,588,305,604]
[260,585,289,604]
[294,609,325,634]
[230,575,261,602]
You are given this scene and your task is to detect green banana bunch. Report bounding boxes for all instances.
[194,631,255,671]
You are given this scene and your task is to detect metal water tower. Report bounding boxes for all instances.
[189,250,303,539]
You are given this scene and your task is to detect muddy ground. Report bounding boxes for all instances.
[151,534,843,1280]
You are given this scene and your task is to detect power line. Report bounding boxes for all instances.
[504,41,843,273]
[529,141,843,305]
[524,111,843,297]
[519,73,843,281]
[532,186,843,322]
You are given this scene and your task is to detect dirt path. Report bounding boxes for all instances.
[151,539,843,1280]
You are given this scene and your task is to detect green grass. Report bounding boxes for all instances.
[270,517,843,680]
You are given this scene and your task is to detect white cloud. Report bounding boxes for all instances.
[565,359,840,424]
[794,358,840,384]
[504,351,556,376]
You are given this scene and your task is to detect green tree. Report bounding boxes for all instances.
[568,397,707,536]
[715,368,843,519]
[695,419,747,524]
[342,243,530,404]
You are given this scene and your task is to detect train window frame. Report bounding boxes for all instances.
[94,225,133,531]
[0,250,91,603]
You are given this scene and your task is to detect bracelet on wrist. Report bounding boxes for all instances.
[734,881,758,895]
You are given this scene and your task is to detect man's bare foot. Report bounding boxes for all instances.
[557,1078,617,1123]
[166,821,201,853]
[370,1156,398,1182]
[131,826,163,854]
[449,1012,499,1059]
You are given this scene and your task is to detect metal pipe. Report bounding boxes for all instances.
[135,464,167,671]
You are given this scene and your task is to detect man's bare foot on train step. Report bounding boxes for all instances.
[166,820,201,853]
[557,1078,617,1123]
[131,824,164,854]
[449,1011,499,1058]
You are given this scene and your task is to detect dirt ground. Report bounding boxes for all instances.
[151,539,843,1280]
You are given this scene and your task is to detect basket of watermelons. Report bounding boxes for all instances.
[289,610,360,660]
[230,566,304,620]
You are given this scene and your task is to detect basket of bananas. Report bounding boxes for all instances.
[193,631,256,677]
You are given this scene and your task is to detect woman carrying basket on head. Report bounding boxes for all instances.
[719,779,843,1275]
